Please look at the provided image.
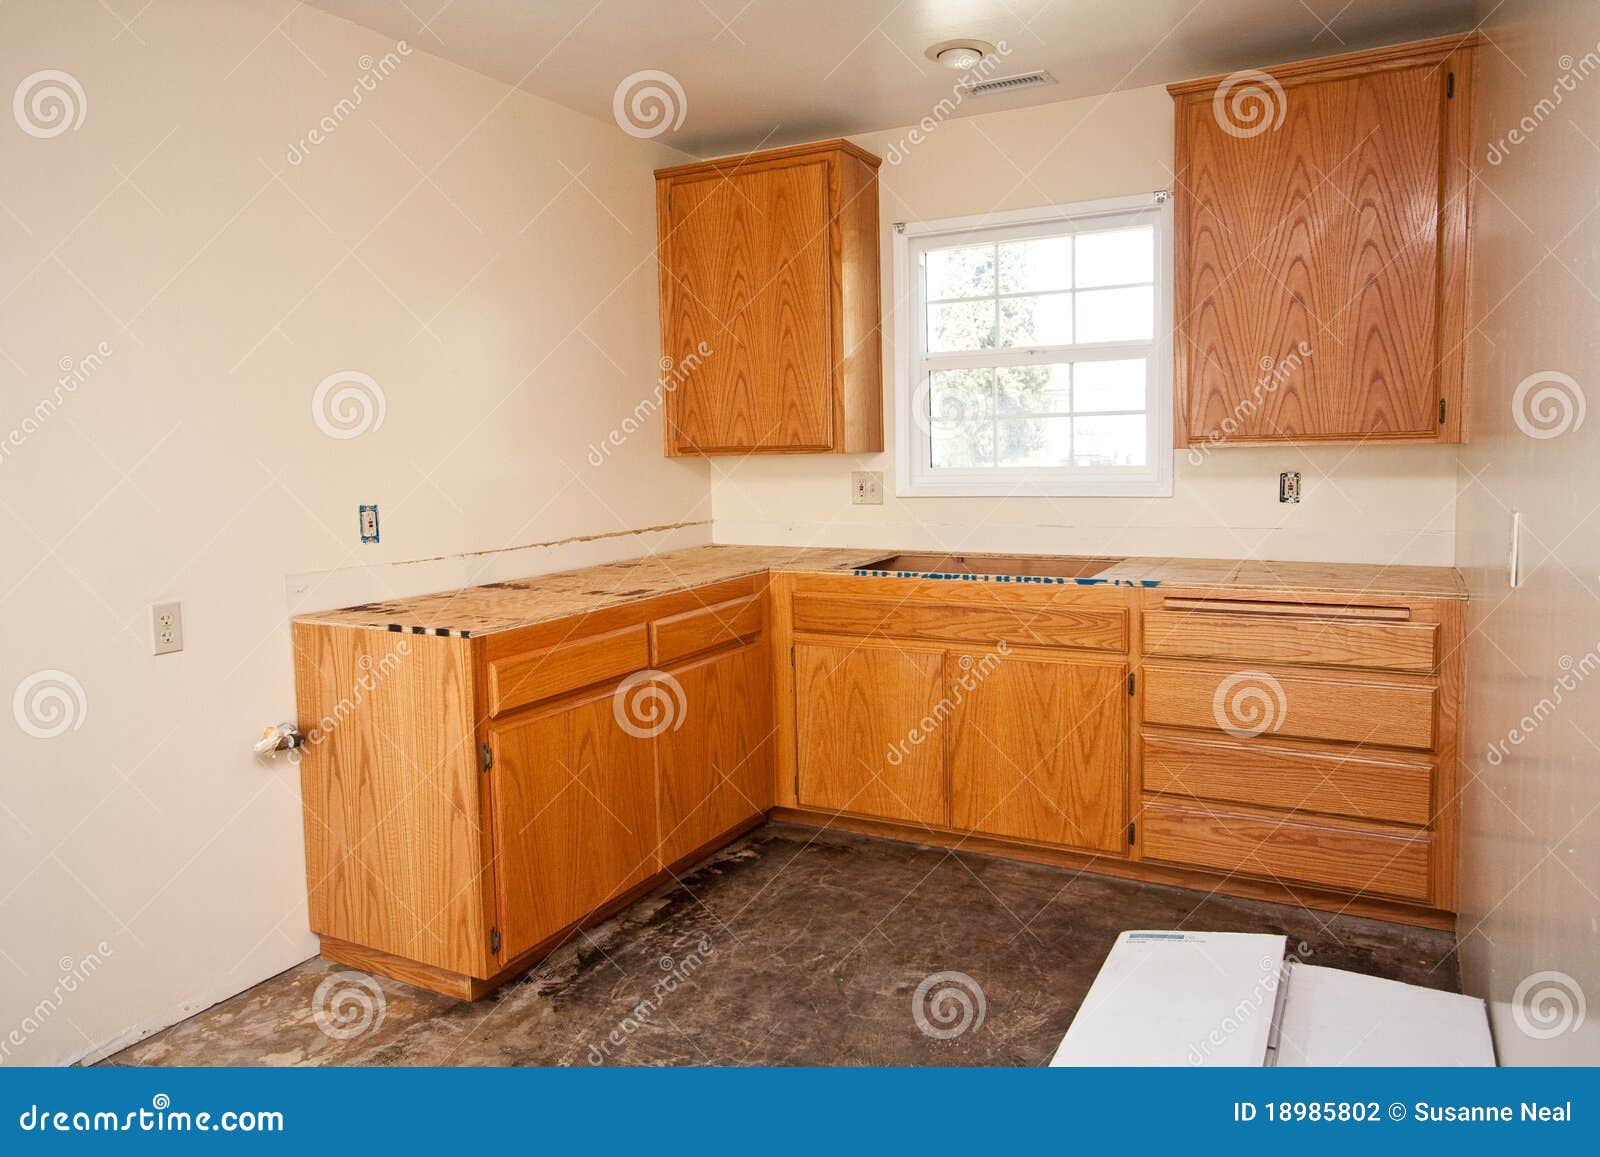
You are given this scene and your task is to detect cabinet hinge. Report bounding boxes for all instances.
[479,742,492,772]
[1438,398,1447,425]
[1127,821,1136,846]
[1127,672,1136,696]
[489,927,501,954]
[1447,71,1455,99]
[790,645,795,665]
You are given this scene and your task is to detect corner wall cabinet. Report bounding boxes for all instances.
[1169,34,1476,446]
[654,139,883,456]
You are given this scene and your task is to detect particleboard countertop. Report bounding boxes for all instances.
[294,544,1466,638]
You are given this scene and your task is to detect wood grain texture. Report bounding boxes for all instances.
[650,593,764,666]
[1142,733,1433,825]
[836,149,884,453]
[661,159,834,453]
[488,683,657,962]
[1172,38,1469,446]
[293,623,491,977]
[655,641,774,865]
[794,639,947,825]
[1140,797,1432,902]
[1142,661,1436,750]
[793,594,1127,652]
[486,624,648,716]
[948,651,1128,853]
[1143,608,1438,673]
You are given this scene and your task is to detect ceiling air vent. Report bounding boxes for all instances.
[964,69,1057,96]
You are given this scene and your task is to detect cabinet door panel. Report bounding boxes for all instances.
[664,161,832,452]
[489,688,657,961]
[1182,64,1443,441]
[795,640,946,824]
[948,652,1128,853]
[656,642,773,865]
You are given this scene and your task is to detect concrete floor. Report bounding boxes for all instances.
[104,823,1460,1067]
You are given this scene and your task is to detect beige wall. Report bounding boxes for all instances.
[0,0,705,1064]
[710,86,1460,564]
[1456,0,1600,1064]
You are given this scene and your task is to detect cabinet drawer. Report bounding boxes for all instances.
[650,594,763,666]
[1142,664,1436,750]
[1142,735,1433,826]
[792,594,1126,652]
[487,625,648,717]
[1141,798,1431,902]
[1143,608,1438,673]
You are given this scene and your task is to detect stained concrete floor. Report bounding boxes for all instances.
[105,823,1460,1067]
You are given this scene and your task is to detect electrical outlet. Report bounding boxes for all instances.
[851,471,883,505]
[359,503,380,543]
[151,602,183,655]
[1278,471,1301,503]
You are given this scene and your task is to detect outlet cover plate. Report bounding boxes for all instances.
[1278,471,1301,503]
[151,601,183,655]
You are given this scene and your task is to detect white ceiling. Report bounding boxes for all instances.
[307,0,1478,157]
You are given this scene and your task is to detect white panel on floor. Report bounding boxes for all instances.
[1273,964,1495,1066]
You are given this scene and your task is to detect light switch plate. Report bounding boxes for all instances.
[151,602,183,655]
[851,471,884,505]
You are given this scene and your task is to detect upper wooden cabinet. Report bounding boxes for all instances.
[1169,35,1476,446]
[655,139,883,456]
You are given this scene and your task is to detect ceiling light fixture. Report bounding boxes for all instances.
[925,39,996,71]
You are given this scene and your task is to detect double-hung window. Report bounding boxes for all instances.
[895,194,1172,496]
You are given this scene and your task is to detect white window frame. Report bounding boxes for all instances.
[893,192,1174,498]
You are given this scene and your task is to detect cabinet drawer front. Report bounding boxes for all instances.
[487,625,648,717]
[650,594,763,666]
[793,594,1126,652]
[1144,609,1438,673]
[1141,798,1431,902]
[1142,735,1433,825]
[1142,664,1436,750]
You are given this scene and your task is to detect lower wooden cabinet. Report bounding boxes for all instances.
[656,641,773,865]
[488,686,658,962]
[948,651,1127,853]
[794,639,946,824]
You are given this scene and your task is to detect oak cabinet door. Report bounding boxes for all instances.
[662,161,833,453]
[655,641,774,866]
[948,652,1128,854]
[1177,51,1467,443]
[794,640,947,825]
[488,686,658,961]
